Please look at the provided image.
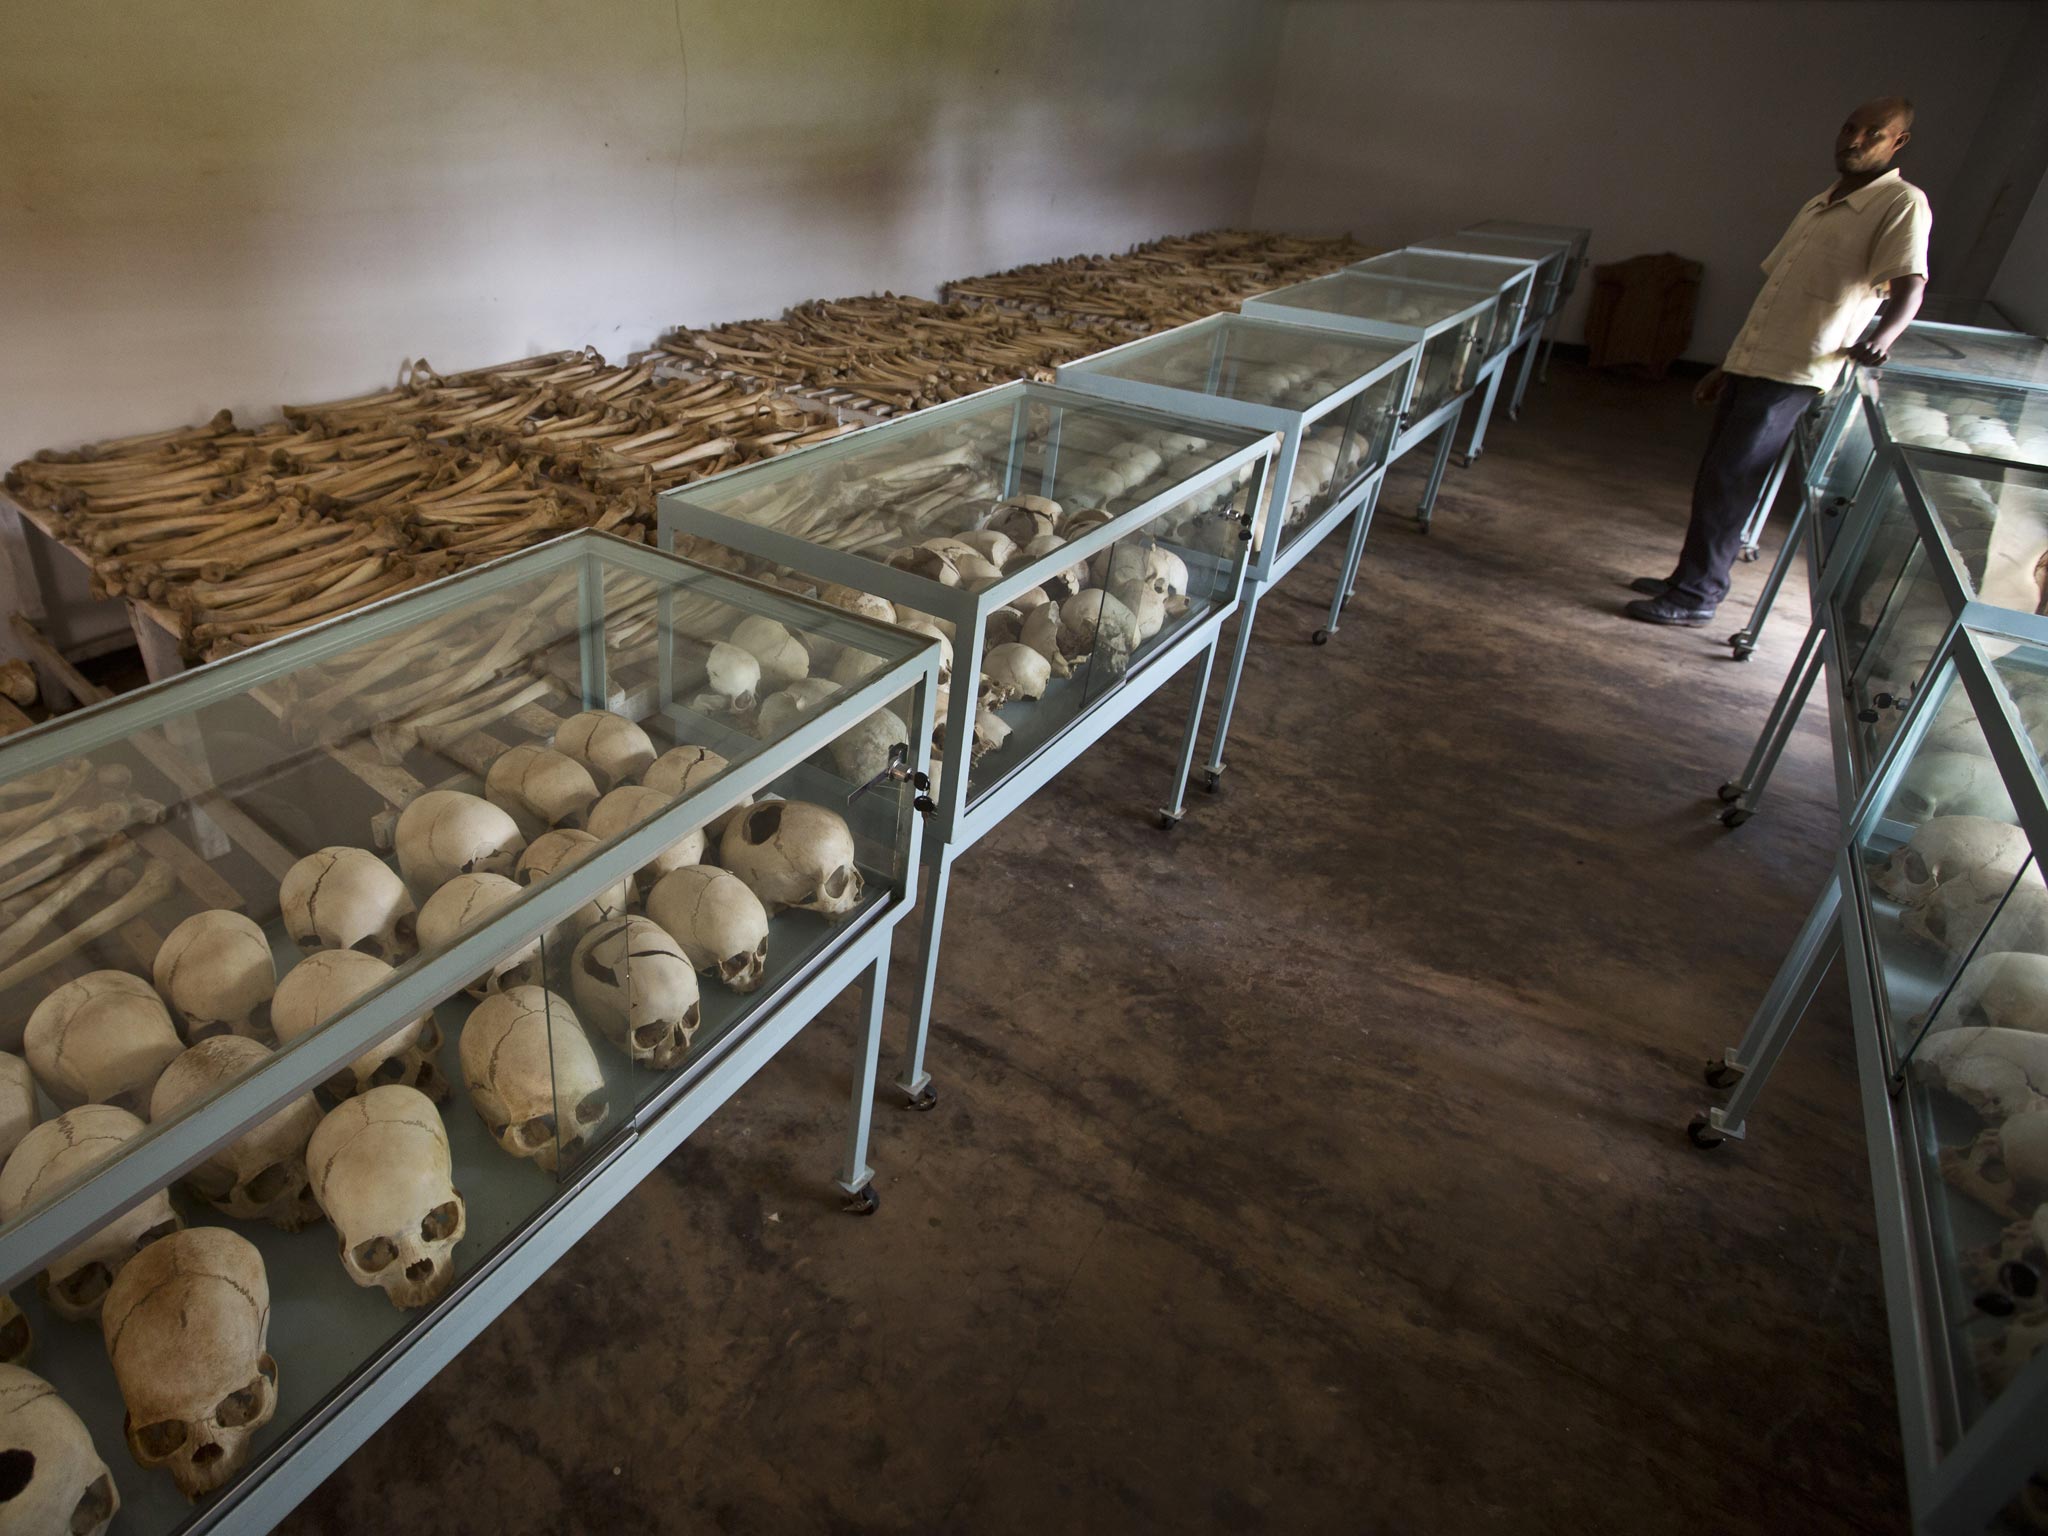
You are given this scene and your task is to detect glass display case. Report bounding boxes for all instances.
[1345,251,1532,363]
[1465,219,1590,295]
[658,380,1276,1104]
[1413,231,1571,325]
[0,530,938,1533]
[1698,622,2048,1532]
[1915,294,2024,331]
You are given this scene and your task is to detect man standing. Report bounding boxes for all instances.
[1625,98,1931,626]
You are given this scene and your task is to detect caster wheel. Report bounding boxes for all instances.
[1156,810,1181,831]
[844,1184,880,1216]
[1703,1060,1740,1090]
[1738,547,1759,563]
[1732,646,1754,662]
[1203,769,1223,793]
[1312,628,1331,646]
[1416,521,1433,536]
[1687,1115,1726,1150]
[1716,781,1744,804]
[906,1084,938,1113]
[1720,806,1752,828]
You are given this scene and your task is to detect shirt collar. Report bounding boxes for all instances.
[1814,167,1901,212]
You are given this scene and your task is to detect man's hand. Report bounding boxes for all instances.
[1848,340,1889,367]
[1693,367,1727,405]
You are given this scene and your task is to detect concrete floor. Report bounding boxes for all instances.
[282,363,1902,1535]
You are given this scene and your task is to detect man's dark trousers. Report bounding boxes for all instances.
[1668,373,1820,610]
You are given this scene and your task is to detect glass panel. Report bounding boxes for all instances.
[1279,376,1403,546]
[1350,251,1529,357]
[1886,324,2048,392]
[1067,316,1406,418]
[1831,480,1947,780]
[0,533,931,1524]
[1256,273,1495,341]
[1879,377,2048,468]
[1912,459,2048,612]
[1812,398,1877,563]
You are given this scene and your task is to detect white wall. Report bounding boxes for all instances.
[1251,0,2034,362]
[0,0,1279,469]
[1992,170,2048,336]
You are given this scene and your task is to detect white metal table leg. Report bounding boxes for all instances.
[1508,329,1542,419]
[1324,477,1385,640]
[1199,582,1264,790]
[836,948,889,1208]
[1719,621,1826,826]
[1457,365,1506,468]
[894,844,954,1106]
[1728,493,1810,661]
[1158,637,1217,829]
[1416,421,1458,528]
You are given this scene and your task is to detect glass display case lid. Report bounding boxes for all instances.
[1913,296,2024,332]
[1464,219,1591,249]
[1348,249,1523,297]
[671,380,1272,571]
[1878,374,2048,469]
[1885,323,2048,391]
[1060,313,1410,415]
[1410,231,1566,269]
[1902,450,2048,611]
[1247,272,1491,333]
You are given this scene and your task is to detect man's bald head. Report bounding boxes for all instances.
[1836,98,1913,178]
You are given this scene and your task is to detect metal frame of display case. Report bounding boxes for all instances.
[1053,312,1419,788]
[0,529,941,1535]
[658,380,1278,1106]
[1348,248,1538,470]
[1719,346,2048,824]
[1690,613,2048,1533]
[1463,219,1591,384]
[1413,229,1575,429]
[1242,276,1496,533]
[1727,318,2048,664]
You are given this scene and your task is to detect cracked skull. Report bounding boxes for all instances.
[646,865,771,994]
[586,785,706,897]
[392,790,525,897]
[718,800,863,918]
[552,709,655,792]
[459,985,610,1172]
[150,1036,323,1230]
[0,1365,118,1535]
[307,1084,465,1309]
[152,911,276,1043]
[270,949,447,1102]
[570,916,702,1070]
[483,745,601,840]
[24,970,183,1115]
[416,872,542,998]
[278,846,417,963]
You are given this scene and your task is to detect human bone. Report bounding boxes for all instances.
[152,910,276,1043]
[700,641,763,713]
[642,745,750,837]
[830,709,911,784]
[1937,951,2048,1035]
[586,786,706,896]
[1019,601,1072,677]
[101,1226,277,1500]
[1892,750,2018,824]
[647,865,771,993]
[483,745,601,840]
[1914,1026,2048,1120]
[894,615,955,685]
[552,709,655,791]
[1906,873,2048,961]
[990,496,1062,545]
[816,583,896,625]
[887,545,961,586]
[270,949,446,1102]
[728,616,809,691]
[25,970,184,1115]
[719,801,864,917]
[757,678,842,738]
[393,790,525,896]
[1055,589,1140,675]
[569,917,702,1069]
[278,846,417,962]
[459,985,609,1172]
[0,1051,34,1165]
[1093,540,1189,597]
[982,644,1051,706]
[1975,1301,2048,1397]
[307,1083,465,1309]
[516,828,633,948]
[150,1036,323,1230]
[1869,816,2030,907]
[830,646,887,689]
[1022,536,1089,601]
[0,1106,182,1321]
[984,607,1025,651]
[416,872,541,997]
[955,529,1018,568]
[1943,1107,2048,1219]
[1063,507,1116,539]
[0,1365,118,1535]
[969,706,1012,761]
[925,541,1003,588]
[1112,578,1168,642]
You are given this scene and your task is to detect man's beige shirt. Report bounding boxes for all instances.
[1723,167,1932,390]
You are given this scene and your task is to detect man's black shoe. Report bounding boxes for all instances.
[1628,577,1670,596]
[1623,594,1717,627]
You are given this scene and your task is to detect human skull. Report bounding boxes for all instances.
[830,647,887,689]
[1019,601,1073,677]
[307,1084,464,1309]
[1936,951,2048,1035]
[24,971,183,1115]
[515,828,633,949]
[955,529,1017,568]
[816,582,896,625]
[393,790,525,897]
[0,1107,182,1322]
[894,616,955,686]
[1914,1026,2048,1121]
[982,643,1051,706]
[483,745,601,840]
[644,745,751,839]
[152,912,276,1044]
[0,1298,25,1368]
[586,786,706,897]
[0,1053,34,1166]
[1906,871,2048,961]
[270,949,447,1102]
[1111,578,1168,642]
[756,678,842,739]
[1891,750,2018,824]
[150,1037,322,1230]
[984,607,1025,651]
[1092,540,1189,597]
[1942,1107,2048,1219]
[699,641,763,714]
[646,866,771,994]
[416,872,542,998]
[728,616,809,691]
[570,917,702,1070]
[829,710,910,785]
[102,1226,276,1500]
[0,1365,118,1535]
[887,544,962,587]
[1870,816,2030,907]
[459,986,610,1172]
[1022,536,1088,602]
[278,847,417,963]
[551,709,655,792]
[990,495,1062,545]
[922,539,1003,589]
[1056,589,1140,677]
[719,801,864,918]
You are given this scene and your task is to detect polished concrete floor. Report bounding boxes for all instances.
[282,363,1900,1535]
